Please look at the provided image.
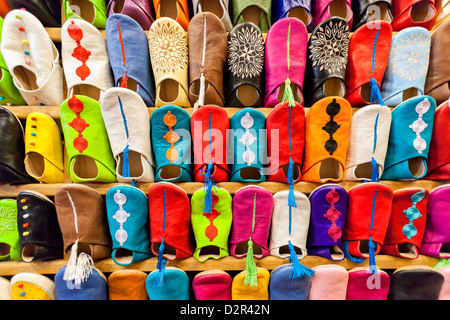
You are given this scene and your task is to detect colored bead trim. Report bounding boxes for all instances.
[163,111,180,163]
[409,98,430,154]
[238,112,256,166]
[324,188,342,242]
[203,192,220,242]
[68,21,91,81]
[402,189,426,239]
[113,190,130,246]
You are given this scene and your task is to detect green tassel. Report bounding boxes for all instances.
[243,239,258,287]
[282,78,296,107]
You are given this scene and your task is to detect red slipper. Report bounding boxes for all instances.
[391,0,437,30]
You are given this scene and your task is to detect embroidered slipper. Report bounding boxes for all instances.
[61,19,114,101]
[230,108,266,182]
[64,0,108,29]
[153,0,190,31]
[231,268,270,300]
[425,19,450,106]
[55,265,108,300]
[344,104,392,182]
[391,0,437,30]
[225,22,265,108]
[106,13,156,108]
[232,0,271,32]
[24,112,64,184]
[306,184,349,261]
[146,267,190,300]
[308,265,348,300]
[107,0,155,30]
[101,87,155,184]
[264,17,308,108]
[343,183,393,274]
[0,106,35,184]
[344,20,392,107]
[0,199,20,261]
[188,12,228,109]
[302,96,352,183]
[54,184,111,285]
[106,185,152,266]
[191,186,232,262]
[151,105,192,182]
[11,273,56,300]
[381,188,428,259]
[192,269,232,300]
[1,10,64,106]
[313,0,353,30]
[272,0,313,31]
[269,264,311,300]
[381,27,431,106]
[305,17,350,108]
[346,267,391,300]
[193,0,233,31]
[108,270,149,300]
[17,191,64,262]
[8,0,61,27]
[421,185,450,258]
[381,96,436,181]
[351,0,393,30]
[388,265,444,300]
[0,277,12,300]
[148,17,190,108]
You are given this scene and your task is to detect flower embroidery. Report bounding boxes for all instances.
[227,25,264,79]
[148,21,188,74]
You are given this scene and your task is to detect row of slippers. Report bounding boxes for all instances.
[0,263,450,300]
[0,0,445,32]
[2,8,450,112]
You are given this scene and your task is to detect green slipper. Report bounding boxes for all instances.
[0,199,20,261]
[60,95,117,183]
[64,0,108,29]
[232,0,272,33]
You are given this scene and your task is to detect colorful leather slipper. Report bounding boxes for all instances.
[231,268,270,300]
[344,104,392,182]
[60,95,117,183]
[0,199,20,261]
[188,12,227,109]
[55,265,108,300]
[24,112,64,183]
[302,97,352,183]
[381,188,429,259]
[425,18,450,106]
[106,185,152,266]
[381,96,436,181]
[346,267,391,300]
[148,17,190,108]
[0,106,35,184]
[269,264,311,300]
[230,108,266,182]
[0,0,10,18]
[351,0,393,31]
[232,0,271,32]
[8,0,61,27]
[436,261,450,300]
[146,267,190,300]
[1,10,64,106]
[192,269,232,300]
[344,20,392,107]
[388,265,444,300]
[391,0,437,30]
[55,185,111,284]
[307,184,349,261]
[313,0,353,30]
[432,0,450,30]
[305,17,350,108]
[421,185,450,258]
[64,0,108,29]
[106,14,156,108]
[11,273,56,300]
[108,270,149,300]
[272,0,313,31]
[264,17,308,108]
[193,0,233,31]
[151,105,192,182]
[153,0,190,31]
[101,87,155,184]
[225,22,265,108]
[381,27,431,106]
[61,19,114,101]
[107,0,155,30]
[308,265,348,300]
[191,186,232,262]
[17,191,64,262]
[343,183,393,273]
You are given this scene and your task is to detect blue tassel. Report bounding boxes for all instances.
[202,160,214,214]
[288,241,315,279]
[122,145,130,178]
[286,156,294,185]
[368,236,377,274]
[153,239,166,288]
[343,241,365,264]
[371,157,379,182]
[288,184,297,208]
[369,78,385,106]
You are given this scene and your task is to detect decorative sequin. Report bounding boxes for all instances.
[324,188,342,242]
[238,112,257,166]
[409,98,430,154]
[113,190,130,246]
[163,111,180,163]
[68,96,89,153]
[402,189,426,239]
[68,21,91,81]
[203,192,220,242]
[322,99,341,156]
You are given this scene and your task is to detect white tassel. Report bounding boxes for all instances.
[63,239,79,281]
[74,252,94,285]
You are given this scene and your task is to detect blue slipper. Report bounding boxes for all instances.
[272,0,313,30]
[146,267,190,300]
[55,265,108,300]
[269,264,311,300]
